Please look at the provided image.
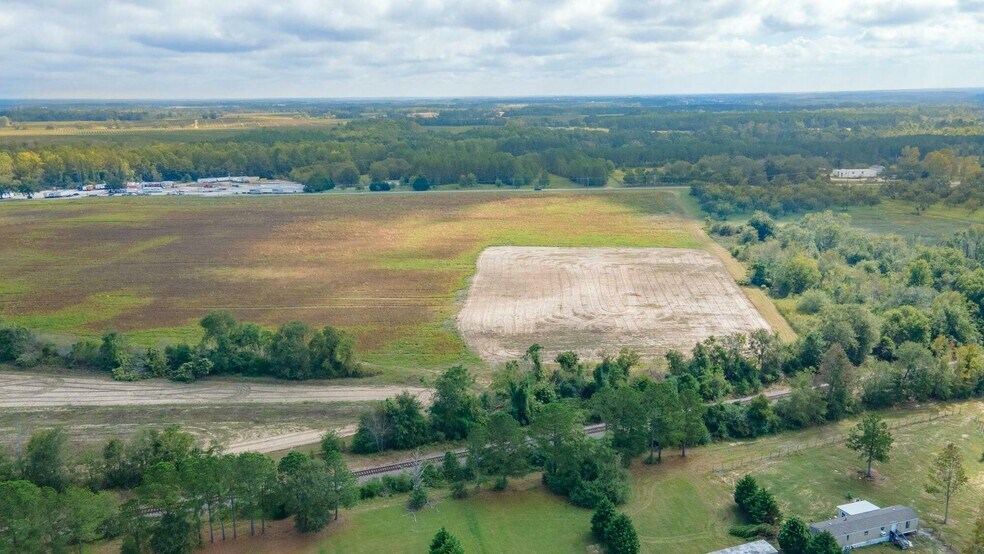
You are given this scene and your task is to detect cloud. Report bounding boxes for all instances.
[0,0,979,98]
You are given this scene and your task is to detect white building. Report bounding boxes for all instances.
[832,165,885,179]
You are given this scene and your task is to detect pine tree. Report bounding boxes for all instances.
[430,527,464,554]
[778,517,811,554]
[591,498,616,540]
[605,513,640,554]
[807,530,841,554]
[733,474,758,512]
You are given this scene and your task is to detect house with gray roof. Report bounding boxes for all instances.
[809,504,918,550]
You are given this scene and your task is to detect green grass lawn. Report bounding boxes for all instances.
[317,485,592,554]
[294,400,979,554]
[843,199,983,243]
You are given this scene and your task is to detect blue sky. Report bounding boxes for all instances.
[1,0,982,99]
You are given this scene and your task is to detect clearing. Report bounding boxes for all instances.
[0,371,430,408]
[458,246,770,364]
[0,189,705,378]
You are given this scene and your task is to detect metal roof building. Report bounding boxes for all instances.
[837,500,880,517]
[809,505,918,550]
[708,539,778,554]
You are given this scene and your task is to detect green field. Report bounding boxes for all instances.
[843,199,983,242]
[188,401,979,554]
[0,189,707,381]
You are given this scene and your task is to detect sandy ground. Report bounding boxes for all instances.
[457,246,770,364]
[223,424,359,454]
[0,371,431,408]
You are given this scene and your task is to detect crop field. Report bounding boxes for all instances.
[0,189,710,379]
[458,247,770,364]
[179,400,978,554]
[0,113,345,144]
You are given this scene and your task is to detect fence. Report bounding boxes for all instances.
[710,407,961,474]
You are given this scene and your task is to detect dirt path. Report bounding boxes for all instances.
[0,372,431,408]
[224,425,359,455]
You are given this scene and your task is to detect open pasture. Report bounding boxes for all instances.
[0,189,702,378]
[458,246,770,364]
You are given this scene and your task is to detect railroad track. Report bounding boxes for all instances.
[353,422,609,479]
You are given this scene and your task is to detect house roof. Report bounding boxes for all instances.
[708,540,779,554]
[809,506,918,537]
[837,500,880,516]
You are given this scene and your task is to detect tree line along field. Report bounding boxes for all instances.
[173,400,980,554]
[0,189,712,380]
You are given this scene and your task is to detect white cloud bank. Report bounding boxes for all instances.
[0,0,981,98]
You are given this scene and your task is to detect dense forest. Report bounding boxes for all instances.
[1,95,983,205]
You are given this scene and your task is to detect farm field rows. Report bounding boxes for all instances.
[458,246,770,363]
[0,189,707,380]
[180,400,980,554]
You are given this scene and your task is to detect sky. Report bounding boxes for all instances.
[1,0,982,99]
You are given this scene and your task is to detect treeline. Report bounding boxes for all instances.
[0,122,613,192]
[0,426,359,553]
[2,108,981,196]
[728,212,983,413]
[688,145,983,218]
[0,310,372,381]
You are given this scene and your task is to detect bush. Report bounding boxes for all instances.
[604,513,640,554]
[491,475,508,491]
[359,479,384,500]
[728,523,775,540]
[408,486,429,511]
[797,290,830,314]
[368,182,391,191]
[382,473,413,494]
[450,480,468,499]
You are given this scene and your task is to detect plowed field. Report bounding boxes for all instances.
[457,246,770,363]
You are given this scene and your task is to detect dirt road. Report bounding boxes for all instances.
[0,371,431,408]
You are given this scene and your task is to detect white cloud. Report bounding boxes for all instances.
[0,0,980,98]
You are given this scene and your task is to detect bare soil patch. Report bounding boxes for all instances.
[0,371,430,408]
[457,247,770,364]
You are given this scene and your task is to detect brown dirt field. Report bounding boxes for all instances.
[0,371,430,407]
[457,247,771,364]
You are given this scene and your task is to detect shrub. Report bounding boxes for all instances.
[604,513,640,554]
[359,479,384,500]
[591,498,616,540]
[797,290,830,314]
[408,486,428,511]
[382,473,413,494]
[728,523,775,540]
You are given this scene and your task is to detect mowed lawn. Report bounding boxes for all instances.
[0,189,699,380]
[184,400,983,554]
